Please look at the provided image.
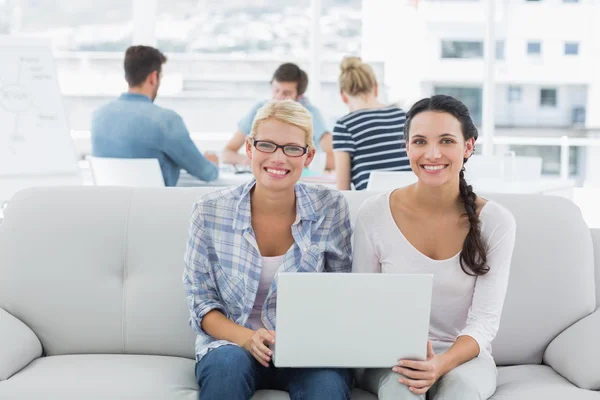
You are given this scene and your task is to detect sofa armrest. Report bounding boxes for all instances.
[544,309,600,391]
[0,308,42,380]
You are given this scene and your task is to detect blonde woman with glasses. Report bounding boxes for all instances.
[184,99,354,400]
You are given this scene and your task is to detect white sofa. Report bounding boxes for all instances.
[0,186,599,400]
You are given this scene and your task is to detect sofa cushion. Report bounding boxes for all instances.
[591,228,600,307]
[483,194,596,366]
[0,188,130,356]
[0,354,197,400]
[0,353,376,400]
[0,309,42,380]
[119,188,214,358]
[0,187,213,358]
[491,365,599,399]
[251,389,376,400]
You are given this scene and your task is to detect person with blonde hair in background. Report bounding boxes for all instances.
[333,56,411,190]
[184,99,353,400]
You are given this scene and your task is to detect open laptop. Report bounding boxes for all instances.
[273,272,433,368]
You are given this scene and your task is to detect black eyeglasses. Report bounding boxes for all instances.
[252,140,309,157]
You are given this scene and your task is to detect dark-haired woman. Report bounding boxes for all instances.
[352,95,516,399]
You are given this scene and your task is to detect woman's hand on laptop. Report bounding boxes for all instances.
[243,328,276,367]
[393,340,441,395]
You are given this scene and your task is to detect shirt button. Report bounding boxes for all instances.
[303,246,308,252]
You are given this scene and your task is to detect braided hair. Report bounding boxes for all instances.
[404,95,489,276]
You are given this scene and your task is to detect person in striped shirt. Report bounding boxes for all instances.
[333,56,411,190]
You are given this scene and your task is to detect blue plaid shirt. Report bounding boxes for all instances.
[183,179,353,361]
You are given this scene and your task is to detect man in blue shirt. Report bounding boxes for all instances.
[221,63,334,171]
[91,46,218,186]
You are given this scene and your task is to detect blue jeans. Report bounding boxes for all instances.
[195,345,353,400]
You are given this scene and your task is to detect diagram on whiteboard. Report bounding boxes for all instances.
[0,41,78,177]
[0,59,37,154]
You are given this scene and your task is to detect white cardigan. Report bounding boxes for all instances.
[352,191,517,356]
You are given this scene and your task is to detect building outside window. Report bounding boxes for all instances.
[496,40,505,60]
[508,86,522,103]
[564,42,579,55]
[527,41,542,55]
[441,40,483,59]
[434,86,482,125]
[540,88,558,107]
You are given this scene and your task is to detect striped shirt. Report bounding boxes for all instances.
[333,106,410,190]
[183,179,353,361]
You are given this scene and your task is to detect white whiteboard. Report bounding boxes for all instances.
[0,37,79,177]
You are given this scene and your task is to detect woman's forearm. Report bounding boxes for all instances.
[437,335,480,376]
[334,151,352,190]
[201,309,254,347]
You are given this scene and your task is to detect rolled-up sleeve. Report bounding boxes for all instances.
[164,114,219,183]
[324,194,353,273]
[459,220,517,355]
[309,106,329,150]
[183,201,227,334]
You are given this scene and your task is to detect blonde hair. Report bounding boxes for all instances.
[249,99,315,149]
[338,56,377,97]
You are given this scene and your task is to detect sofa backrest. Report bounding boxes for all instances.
[0,186,596,366]
[592,229,600,308]
[0,187,207,359]
[482,193,595,365]
[347,190,596,365]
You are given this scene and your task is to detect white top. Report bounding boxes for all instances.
[352,191,516,356]
[248,255,285,331]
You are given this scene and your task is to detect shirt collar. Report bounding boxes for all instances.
[119,92,152,103]
[232,179,319,231]
[297,96,310,107]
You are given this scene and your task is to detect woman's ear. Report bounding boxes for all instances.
[373,84,379,98]
[245,137,254,161]
[303,148,316,168]
[464,137,475,158]
[340,91,349,105]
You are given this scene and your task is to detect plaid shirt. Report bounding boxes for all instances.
[183,179,353,361]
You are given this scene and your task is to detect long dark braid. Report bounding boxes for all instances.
[405,95,489,276]
[458,165,488,276]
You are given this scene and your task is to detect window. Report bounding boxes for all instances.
[564,42,579,55]
[441,41,483,59]
[496,40,505,60]
[434,86,482,125]
[563,0,579,3]
[572,106,586,125]
[4,0,133,51]
[157,0,316,56]
[0,0,10,34]
[508,86,522,103]
[510,145,579,176]
[527,41,542,55]
[321,0,362,57]
[540,88,557,107]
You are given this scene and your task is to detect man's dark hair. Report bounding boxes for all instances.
[271,63,309,96]
[124,45,167,87]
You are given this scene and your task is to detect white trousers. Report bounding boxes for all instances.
[358,354,497,400]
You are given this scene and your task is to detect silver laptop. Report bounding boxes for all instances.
[273,272,433,368]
